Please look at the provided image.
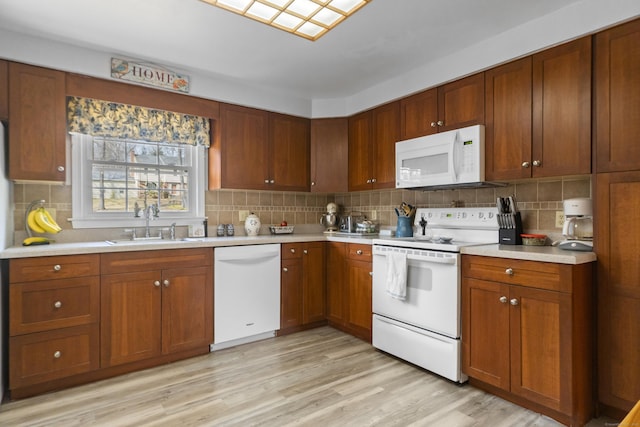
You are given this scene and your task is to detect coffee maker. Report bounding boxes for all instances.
[558,198,593,251]
[320,202,339,232]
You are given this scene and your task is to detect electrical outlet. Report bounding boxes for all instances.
[555,211,565,228]
[238,210,250,222]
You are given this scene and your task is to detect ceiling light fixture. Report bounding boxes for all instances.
[199,0,371,41]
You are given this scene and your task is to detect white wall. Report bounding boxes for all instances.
[0,0,639,118]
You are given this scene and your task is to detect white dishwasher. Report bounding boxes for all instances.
[211,244,281,351]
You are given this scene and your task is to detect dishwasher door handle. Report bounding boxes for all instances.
[216,254,279,264]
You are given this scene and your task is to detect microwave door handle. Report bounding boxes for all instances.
[449,131,460,182]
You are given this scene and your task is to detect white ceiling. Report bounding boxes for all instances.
[0,0,586,102]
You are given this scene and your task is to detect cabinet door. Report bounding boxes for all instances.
[595,172,640,412]
[510,285,571,413]
[220,103,269,190]
[372,101,400,189]
[326,242,346,325]
[302,242,326,324]
[438,73,485,132]
[161,266,213,354]
[532,36,591,177]
[346,258,372,342]
[101,271,162,367]
[0,59,8,121]
[485,57,533,181]
[400,88,438,140]
[280,258,303,330]
[270,113,310,191]
[595,19,640,173]
[310,118,348,193]
[348,110,373,191]
[9,62,66,181]
[462,277,510,389]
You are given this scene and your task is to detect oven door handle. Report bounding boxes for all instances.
[406,254,456,265]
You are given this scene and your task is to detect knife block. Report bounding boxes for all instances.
[499,212,523,245]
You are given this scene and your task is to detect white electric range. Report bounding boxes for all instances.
[371,207,499,382]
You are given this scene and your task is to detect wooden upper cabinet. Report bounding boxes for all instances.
[399,74,484,140]
[310,118,348,193]
[595,19,640,173]
[269,112,310,191]
[9,62,66,181]
[485,57,533,181]
[219,104,309,191]
[348,101,399,191]
[532,36,591,177]
[219,103,269,190]
[486,37,591,181]
[438,73,485,132]
[400,88,438,140]
[0,59,8,121]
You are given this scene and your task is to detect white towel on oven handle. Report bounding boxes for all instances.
[386,251,407,300]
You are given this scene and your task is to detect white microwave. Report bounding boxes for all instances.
[396,124,485,189]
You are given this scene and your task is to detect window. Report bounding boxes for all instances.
[71,134,206,229]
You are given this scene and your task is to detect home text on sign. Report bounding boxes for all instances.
[111,58,190,93]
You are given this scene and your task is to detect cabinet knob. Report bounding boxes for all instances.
[290,248,296,253]
[436,120,444,126]
[311,181,316,186]
[57,166,65,172]
[54,301,62,309]
[270,179,275,184]
[163,279,170,287]
[430,122,437,128]
[369,271,373,276]
[521,161,530,168]
[510,298,519,306]
[303,249,308,254]
[532,160,542,167]
[371,178,377,183]
[53,264,61,271]
[366,179,372,184]
[53,351,61,359]
[283,267,288,272]
[356,249,363,255]
[264,179,270,183]
[154,280,161,287]
[499,296,508,304]
[505,268,514,275]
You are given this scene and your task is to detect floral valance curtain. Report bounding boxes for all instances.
[66,96,210,147]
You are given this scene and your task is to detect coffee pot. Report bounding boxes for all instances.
[320,202,339,232]
[559,198,593,251]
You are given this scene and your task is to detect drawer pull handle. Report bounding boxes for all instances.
[54,351,61,359]
[163,279,170,287]
[283,267,288,272]
[499,296,508,304]
[356,249,363,255]
[154,280,161,287]
[54,301,62,309]
[510,298,519,306]
[505,268,514,275]
[53,264,61,271]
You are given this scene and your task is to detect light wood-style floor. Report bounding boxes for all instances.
[0,327,616,426]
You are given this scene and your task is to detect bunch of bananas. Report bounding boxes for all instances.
[27,207,62,234]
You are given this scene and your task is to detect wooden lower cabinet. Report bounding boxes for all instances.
[326,242,372,342]
[462,255,594,427]
[279,242,326,334]
[101,249,213,367]
[8,255,101,394]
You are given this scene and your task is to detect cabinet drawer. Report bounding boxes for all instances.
[9,324,99,389]
[281,243,303,260]
[10,277,100,336]
[347,244,372,261]
[462,255,571,293]
[101,248,212,274]
[10,254,99,283]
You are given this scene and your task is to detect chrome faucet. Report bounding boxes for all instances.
[144,205,156,238]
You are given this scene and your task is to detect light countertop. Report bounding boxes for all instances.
[461,244,596,264]
[2,234,595,264]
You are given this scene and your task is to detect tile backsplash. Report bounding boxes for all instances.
[12,176,590,242]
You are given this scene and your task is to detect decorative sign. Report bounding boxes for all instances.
[110,58,190,93]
